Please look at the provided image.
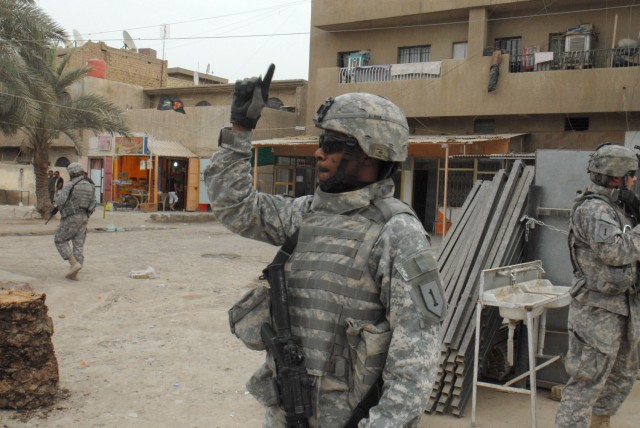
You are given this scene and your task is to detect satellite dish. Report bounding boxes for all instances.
[205,64,211,75]
[123,30,138,52]
[72,29,85,47]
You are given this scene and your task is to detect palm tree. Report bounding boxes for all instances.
[27,50,130,214]
[0,0,65,134]
[0,0,129,214]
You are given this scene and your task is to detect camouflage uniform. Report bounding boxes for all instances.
[206,127,445,427]
[54,175,96,265]
[555,182,640,428]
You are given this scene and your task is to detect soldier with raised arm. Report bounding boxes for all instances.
[206,64,445,427]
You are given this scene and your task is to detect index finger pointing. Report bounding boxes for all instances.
[262,63,275,89]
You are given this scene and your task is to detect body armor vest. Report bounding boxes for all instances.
[285,198,415,379]
[60,177,96,218]
[569,191,637,295]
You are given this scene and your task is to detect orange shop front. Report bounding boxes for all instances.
[110,137,200,211]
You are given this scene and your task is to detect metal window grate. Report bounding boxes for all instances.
[398,45,431,63]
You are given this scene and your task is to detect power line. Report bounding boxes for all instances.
[73,0,309,37]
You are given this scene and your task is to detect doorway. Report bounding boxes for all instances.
[413,159,439,232]
[89,158,103,202]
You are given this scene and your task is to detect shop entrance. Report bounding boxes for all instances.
[158,157,200,211]
[159,158,189,211]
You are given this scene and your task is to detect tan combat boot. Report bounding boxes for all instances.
[590,414,611,428]
[65,256,82,280]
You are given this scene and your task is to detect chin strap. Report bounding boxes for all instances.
[319,139,358,192]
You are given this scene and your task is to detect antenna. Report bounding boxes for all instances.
[72,29,85,47]
[122,30,138,52]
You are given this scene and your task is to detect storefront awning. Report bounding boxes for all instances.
[252,133,527,158]
[147,140,197,158]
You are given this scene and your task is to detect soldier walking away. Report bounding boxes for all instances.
[206,64,446,427]
[53,163,97,281]
[555,144,640,428]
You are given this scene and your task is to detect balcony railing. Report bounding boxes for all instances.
[339,61,442,84]
[509,47,640,72]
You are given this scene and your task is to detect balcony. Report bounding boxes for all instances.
[312,52,640,121]
[338,61,441,84]
[509,47,640,73]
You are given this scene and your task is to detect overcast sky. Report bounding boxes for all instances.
[37,0,311,83]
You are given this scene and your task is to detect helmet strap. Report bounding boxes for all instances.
[319,139,362,193]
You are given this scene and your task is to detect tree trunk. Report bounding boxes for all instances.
[32,138,52,216]
[0,290,59,409]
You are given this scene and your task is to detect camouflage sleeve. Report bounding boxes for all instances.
[204,127,312,246]
[363,214,445,428]
[574,199,640,266]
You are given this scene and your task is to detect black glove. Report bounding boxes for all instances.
[230,64,275,130]
[615,188,640,219]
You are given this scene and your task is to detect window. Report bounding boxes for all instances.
[398,45,431,63]
[453,42,468,59]
[54,157,70,167]
[495,37,522,72]
[474,119,496,134]
[565,117,589,131]
[337,51,359,67]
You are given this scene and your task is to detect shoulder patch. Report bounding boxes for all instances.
[418,281,445,319]
[594,219,618,243]
[398,251,447,323]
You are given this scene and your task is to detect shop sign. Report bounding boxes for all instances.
[98,135,112,151]
[115,136,149,155]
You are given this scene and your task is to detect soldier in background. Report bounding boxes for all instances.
[205,65,446,427]
[555,144,640,428]
[54,163,96,280]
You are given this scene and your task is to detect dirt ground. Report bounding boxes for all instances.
[0,204,639,428]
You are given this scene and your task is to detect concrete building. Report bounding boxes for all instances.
[0,41,307,211]
[292,0,640,230]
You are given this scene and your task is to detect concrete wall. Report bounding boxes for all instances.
[84,106,300,159]
[69,76,148,110]
[0,163,70,206]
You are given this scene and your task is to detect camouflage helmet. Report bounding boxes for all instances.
[313,93,409,162]
[67,162,84,177]
[587,144,638,178]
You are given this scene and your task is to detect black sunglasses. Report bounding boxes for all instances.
[627,171,636,178]
[318,134,357,154]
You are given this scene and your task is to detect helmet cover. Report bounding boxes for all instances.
[313,93,409,162]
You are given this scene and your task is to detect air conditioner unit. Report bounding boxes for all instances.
[565,34,594,52]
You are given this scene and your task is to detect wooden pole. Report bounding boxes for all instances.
[154,155,159,206]
[442,144,450,240]
[253,146,259,189]
[611,14,618,67]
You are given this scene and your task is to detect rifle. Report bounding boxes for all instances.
[260,234,313,428]
[343,376,384,428]
[44,207,59,224]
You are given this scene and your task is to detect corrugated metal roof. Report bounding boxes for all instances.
[252,136,318,147]
[408,133,526,144]
[451,153,536,159]
[252,133,526,147]
[147,140,197,158]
